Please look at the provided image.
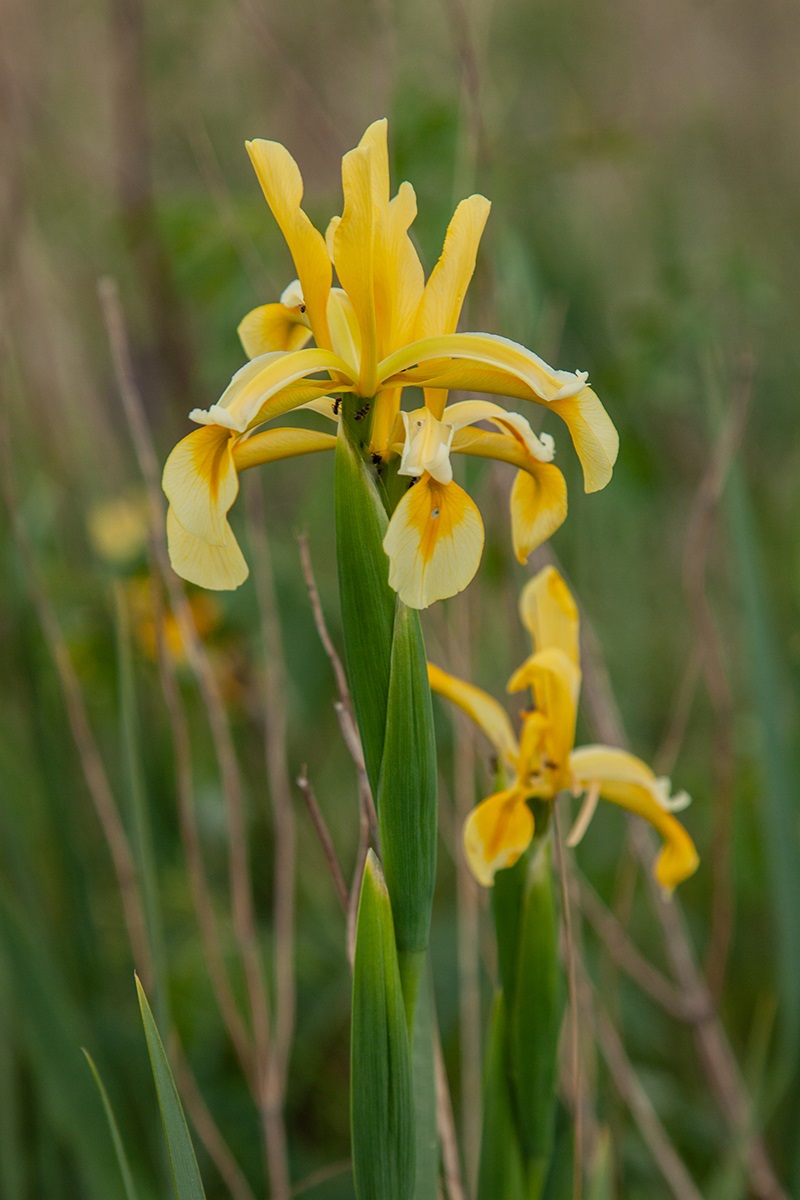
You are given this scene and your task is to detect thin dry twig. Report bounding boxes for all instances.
[0,418,152,989]
[247,481,297,1099]
[578,968,704,1200]
[434,1019,467,1200]
[681,355,755,998]
[295,770,349,915]
[574,873,705,1022]
[149,573,255,1086]
[98,278,289,1199]
[576,589,787,1200]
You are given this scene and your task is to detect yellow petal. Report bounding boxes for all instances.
[375,181,425,357]
[549,386,619,493]
[191,347,354,434]
[358,118,390,209]
[326,288,361,373]
[245,139,332,348]
[382,475,484,609]
[166,507,249,591]
[162,425,237,546]
[379,332,590,406]
[232,426,336,471]
[333,146,378,395]
[415,195,491,339]
[427,662,519,766]
[463,789,534,886]
[510,466,568,562]
[568,745,699,890]
[519,565,580,666]
[237,303,312,358]
[507,647,580,780]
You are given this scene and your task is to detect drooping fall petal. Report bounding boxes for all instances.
[509,466,568,563]
[383,475,484,609]
[569,745,699,891]
[246,139,332,348]
[428,662,519,768]
[518,565,580,667]
[463,789,534,886]
[163,425,238,546]
[166,506,249,591]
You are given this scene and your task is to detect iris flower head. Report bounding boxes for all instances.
[429,566,699,890]
[163,120,619,608]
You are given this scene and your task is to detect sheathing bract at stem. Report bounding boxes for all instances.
[351,851,415,1200]
[335,403,438,975]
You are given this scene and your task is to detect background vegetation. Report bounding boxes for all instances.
[1,0,799,1195]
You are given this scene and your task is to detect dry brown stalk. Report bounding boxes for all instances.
[0,418,152,989]
[434,1021,467,1200]
[99,278,290,1200]
[295,770,350,915]
[247,481,297,1098]
[149,573,255,1087]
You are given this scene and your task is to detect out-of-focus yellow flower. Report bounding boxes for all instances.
[126,577,220,664]
[88,494,150,565]
[163,120,618,606]
[429,566,698,891]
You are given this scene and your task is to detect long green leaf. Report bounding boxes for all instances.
[136,976,206,1200]
[509,834,562,1169]
[411,961,439,1200]
[477,993,526,1200]
[378,602,438,964]
[351,851,415,1200]
[83,1048,141,1200]
[334,411,396,800]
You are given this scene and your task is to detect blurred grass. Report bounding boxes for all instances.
[2,0,799,1195]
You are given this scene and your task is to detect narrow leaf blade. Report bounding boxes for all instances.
[135,976,206,1200]
[83,1049,141,1200]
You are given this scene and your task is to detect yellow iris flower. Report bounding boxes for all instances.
[163,119,619,607]
[429,566,699,890]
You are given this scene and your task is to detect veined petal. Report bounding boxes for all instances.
[380,333,589,405]
[383,475,484,609]
[232,426,336,471]
[568,746,699,891]
[415,195,491,339]
[333,146,378,396]
[237,302,312,358]
[398,409,454,484]
[519,565,580,667]
[445,399,555,462]
[375,181,425,357]
[167,507,248,591]
[463,789,534,886]
[358,118,390,209]
[191,347,354,433]
[246,139,332,348]
[428,662,519,767]
[326,288,361,374]
[163,425,237,546]
[510,466,568,562]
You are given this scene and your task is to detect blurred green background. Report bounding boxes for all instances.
[2,0,799,1195]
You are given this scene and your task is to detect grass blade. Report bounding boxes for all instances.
[83,1048,141,1200]
[135,975,207,1200]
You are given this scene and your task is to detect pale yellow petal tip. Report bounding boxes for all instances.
[463,791,534,887]
[654,831,700,893]
[166,507,249,591]
[383,476,484,609]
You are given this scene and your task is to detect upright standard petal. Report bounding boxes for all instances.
[569,746,699,891]
[507,647,580,783]
[519,565,580,667]
[463,789,534,886]
[415,196,492,340]
[428,662,519,768]
[163,425,238,546]
[166,507,249,591]
[246,139,332,348]
[333,146,379,396]
[383,475,484,609]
